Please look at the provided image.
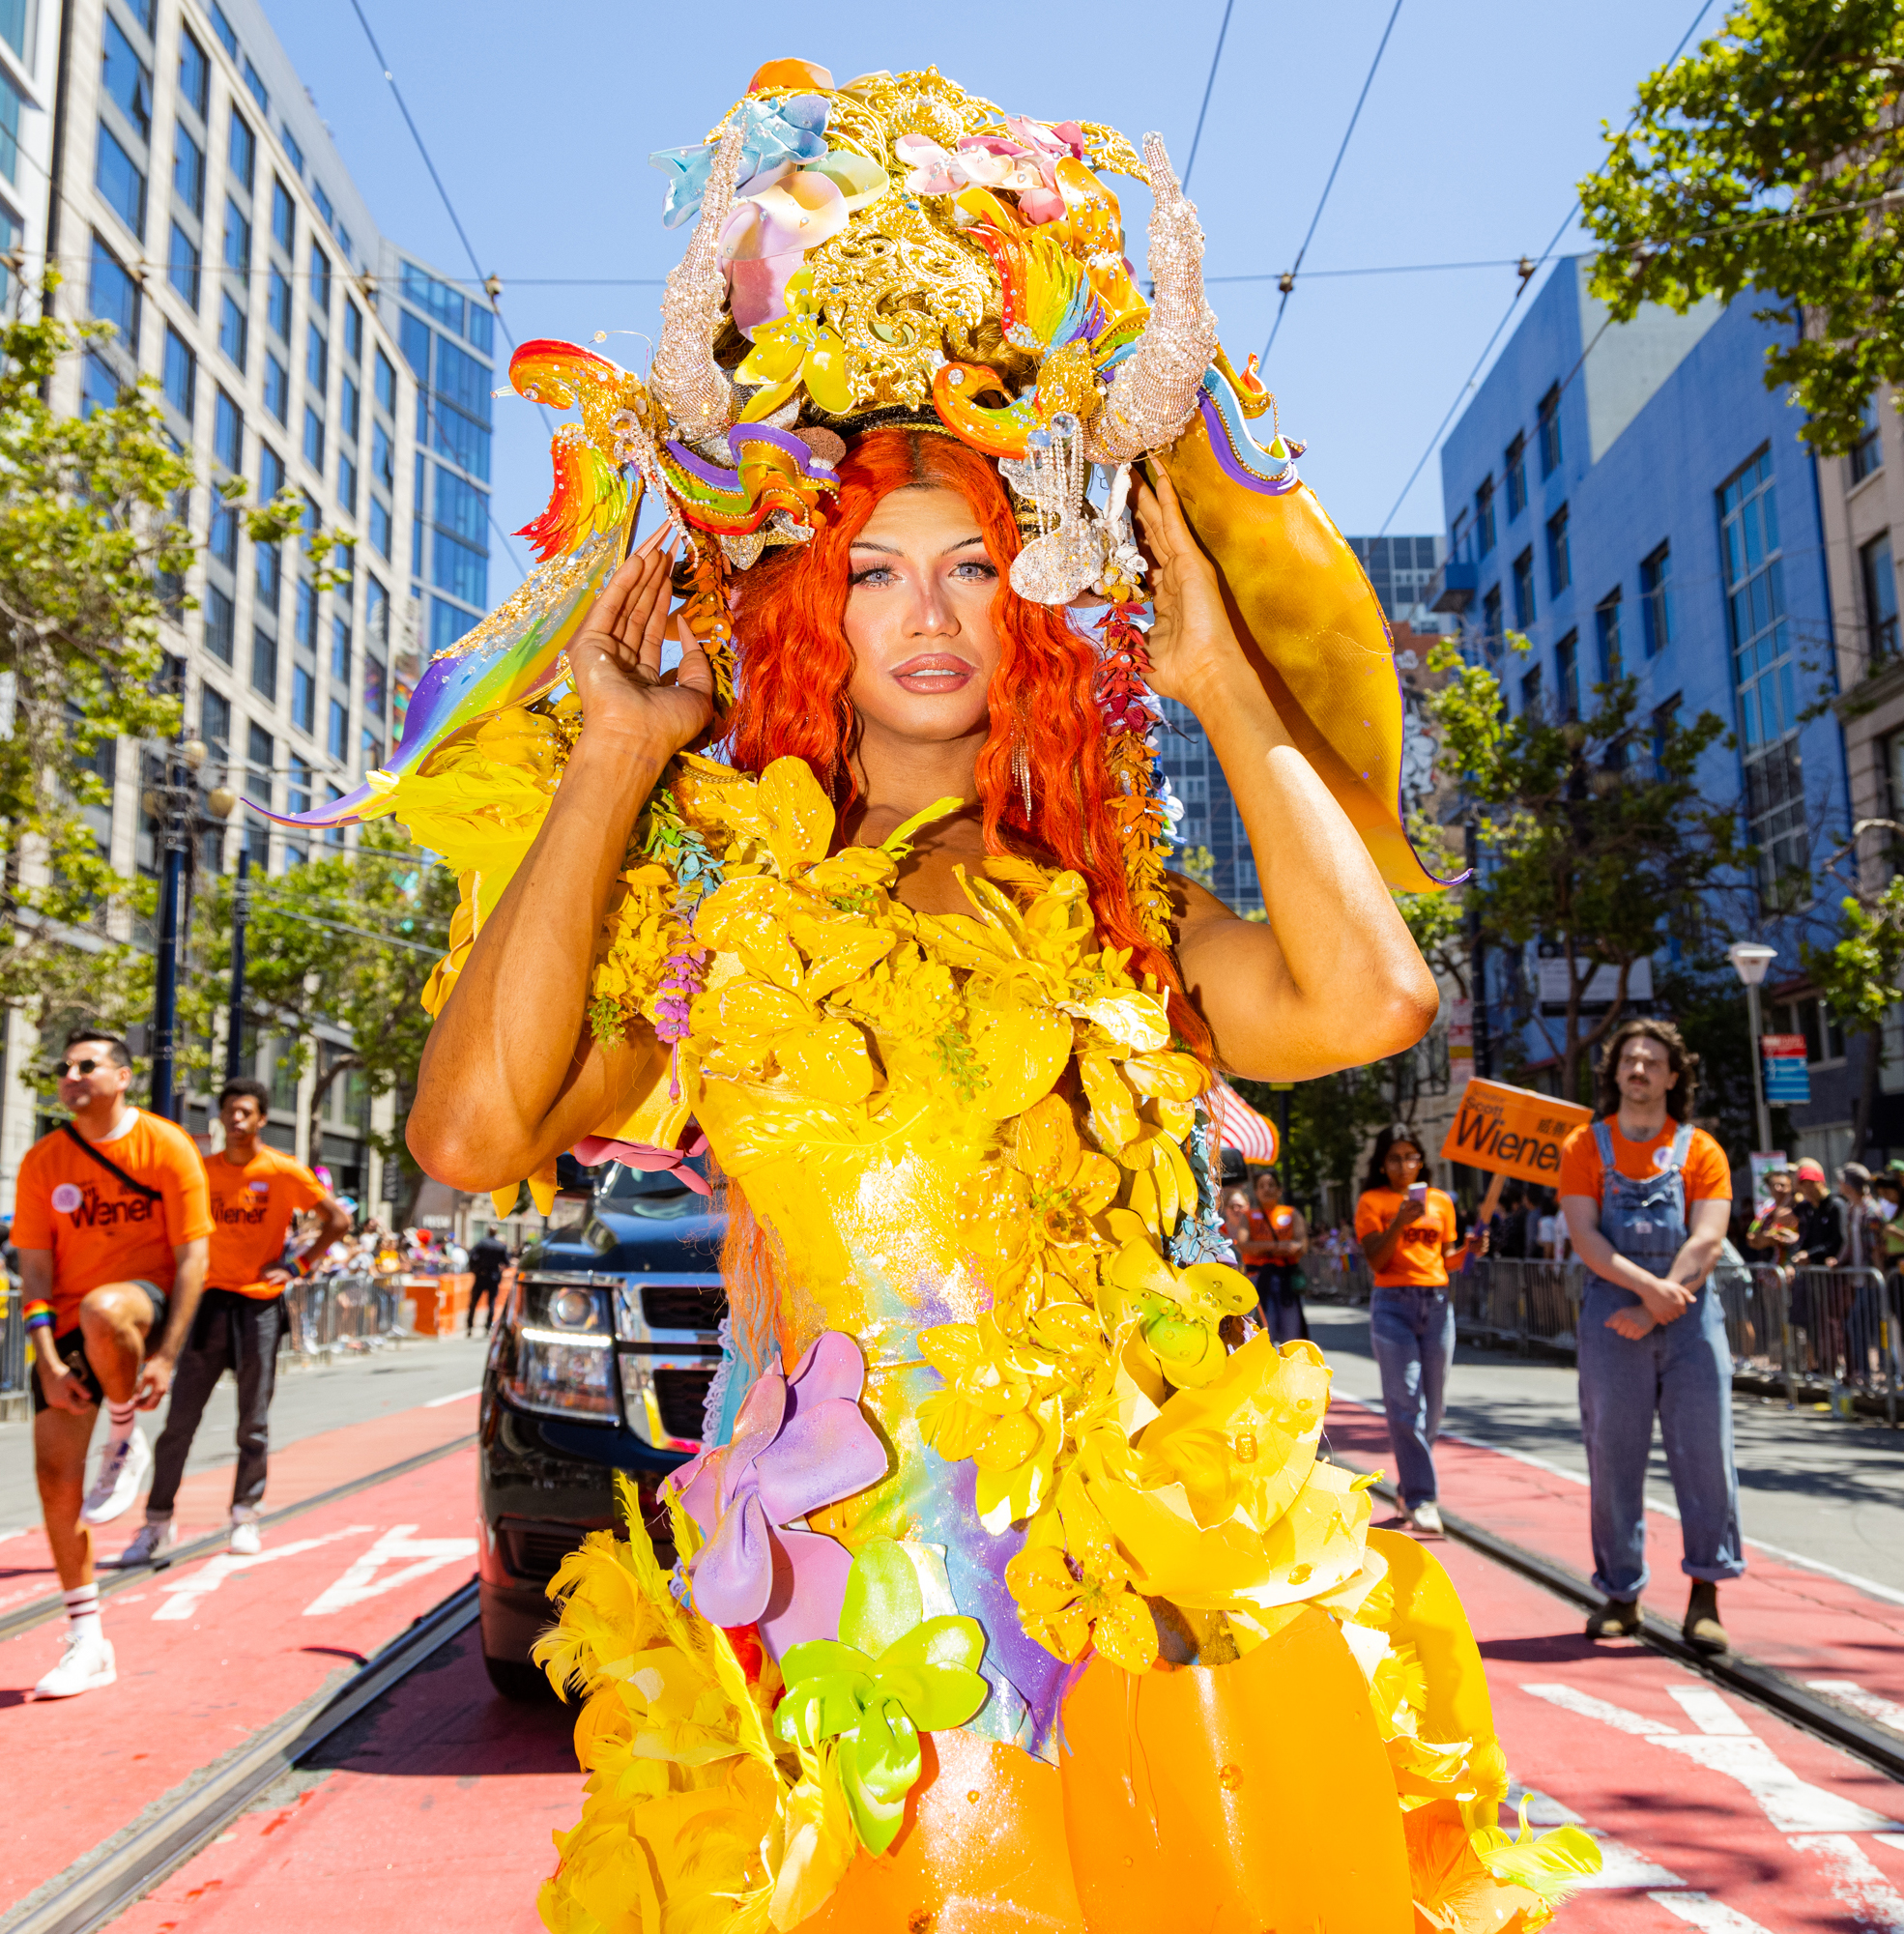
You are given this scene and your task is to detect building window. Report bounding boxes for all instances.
[1851,393,1886,486]
[433,466,486,543]
[161,326,194,419]
[250,625,277,699]
[1511,548,1535,629]
[292,662,315,734]
[374,348,395,415]
[433,404,490,481]
[259,441,284,502]
[306,321,328,395]
[204,584,233,664]
[1640,542,1674,656]
[434,337,491,421]
[303,404,325,472]
[167,220,199,307]
[371,419,393,488]
[96,125,146,236]
[1505,433,1527,519]
[309,242,331,314]
[344,300,362,363]
[368,496,391,559]
[242,54,268,113]
[332,608,352,680]
[1481,582,1502,648]
[433,530,487,607]
[177,26,208,113]
[295,576,317,649]
[340,374,359,443]
[101,16,152,139]
[0,68,18,185]
[267,264,290,339]
[402,259,465,332]
[218,288,246,370]
[278,121,303,175]
[222,195,249,274]
[337,453,358,513]
[430,596,475,654]
[1594,590,1622,683]
[213,386,241,467]
[1719,449,1804,893]
[80,350,120,415]
[1861,530,1898,666]
[1520,662,1543,716]
[365,574,389,648]
[1555,630,1579,720]
[271,176,294,251]
[327,695,347,760]
[172,120,203,216]
[312,179,332,228]
[245,721,273,807]
[1475,477,1496,558]
[209,3,236,56]
[1537,383,1563,478]
[227,106,255,193]
[1545,503,1571,596]
[287,755,310,818]
[255,534,279,607]
[201,682,230,752]
[89,232,139,348]
[257,351,285,424]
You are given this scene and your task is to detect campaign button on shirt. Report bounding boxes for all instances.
[50,1182,82,1213]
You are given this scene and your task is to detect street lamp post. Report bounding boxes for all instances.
[225,846,250,1084]
[1465,817,1490,1079]
[1727,939,1778,1157]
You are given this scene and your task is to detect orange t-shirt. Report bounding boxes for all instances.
[1355,1186,1459,1287]
[1556,1118,1732,1208]
[13,1111,214,1330]
[205,1145,329,1297]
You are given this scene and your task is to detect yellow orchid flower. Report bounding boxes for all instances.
[918,1315,1066,1530]
[1104,1231,1255,1387]
[735,268,855,419]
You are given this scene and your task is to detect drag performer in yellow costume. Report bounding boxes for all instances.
[313,57,1600,1933]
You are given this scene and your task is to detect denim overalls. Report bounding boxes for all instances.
[1576,1120,1745,1600]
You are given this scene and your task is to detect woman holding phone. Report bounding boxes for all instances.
[1354,1127,1484,1536]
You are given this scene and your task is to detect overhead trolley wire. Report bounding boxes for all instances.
[1260,0,1406,365]
[1180,0,1236,195]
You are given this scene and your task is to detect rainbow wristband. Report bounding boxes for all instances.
[24,1300,53,1332]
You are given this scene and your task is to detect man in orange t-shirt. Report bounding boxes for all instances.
[12,1030,211,1698]
[1559,1017,1739,1656]
[117,1078,350,1567]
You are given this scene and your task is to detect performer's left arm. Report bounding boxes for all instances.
[1132,464,1437,1081]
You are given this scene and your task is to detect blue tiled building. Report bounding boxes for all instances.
[1433,256,1854,1125]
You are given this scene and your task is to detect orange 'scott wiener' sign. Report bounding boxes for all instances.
[1439,1079,1594,1183]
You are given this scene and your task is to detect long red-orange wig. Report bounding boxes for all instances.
[726,426,1178,998]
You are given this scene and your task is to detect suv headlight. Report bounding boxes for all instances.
[504,1276,620,1420]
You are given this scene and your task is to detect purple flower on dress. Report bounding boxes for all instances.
[663,1331,888,1654]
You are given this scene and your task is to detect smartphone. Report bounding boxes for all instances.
[1406,1183,1428,1203]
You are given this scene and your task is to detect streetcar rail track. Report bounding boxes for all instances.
[0,1579,481,1934]
[1341,1458,1904,1788]
[0,1431,476,1645]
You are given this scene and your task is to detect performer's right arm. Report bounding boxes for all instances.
[408,528,712,1191]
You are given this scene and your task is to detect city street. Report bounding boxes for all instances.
[2,1325,1901,1931]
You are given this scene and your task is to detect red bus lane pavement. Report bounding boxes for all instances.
[2,1427,479,1908]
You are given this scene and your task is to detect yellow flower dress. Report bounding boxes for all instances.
[403,709,1596,1934]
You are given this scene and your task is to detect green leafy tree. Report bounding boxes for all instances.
[1579,0,1904,456]
[181,823,458,1221]
[0,285,318,1081]
[1425,636,1743,1104]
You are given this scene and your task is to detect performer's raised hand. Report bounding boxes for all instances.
[568,522,713,755]
[1130,458,1251,713]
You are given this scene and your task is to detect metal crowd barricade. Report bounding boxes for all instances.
[0,1275,27,1417]
[1303,1252,1371,1305]
[279,1269,404,1359]
[1788,1265,1898,1426]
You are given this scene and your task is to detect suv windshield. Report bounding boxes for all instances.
[597,1159,711,1212]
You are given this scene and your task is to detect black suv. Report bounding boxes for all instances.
[476,1159,727,1695]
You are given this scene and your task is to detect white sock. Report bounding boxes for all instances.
[64,1584,101,1640]
[106,1400,136,1447]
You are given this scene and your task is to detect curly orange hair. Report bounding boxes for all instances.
[726,426,1181,1002]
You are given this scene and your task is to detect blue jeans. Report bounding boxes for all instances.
[1577,1278,1745,1601]
[1369,1286,1455,1508]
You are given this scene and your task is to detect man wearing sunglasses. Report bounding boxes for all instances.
[11,1030,211,1697]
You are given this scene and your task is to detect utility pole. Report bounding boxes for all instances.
[225,848,250,1083]
[144,736,233,1120]
[1465,817,1491,1079]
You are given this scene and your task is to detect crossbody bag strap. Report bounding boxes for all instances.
[60,1121,162,1202]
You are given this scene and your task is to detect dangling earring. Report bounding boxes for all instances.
[1011,730,1034,823]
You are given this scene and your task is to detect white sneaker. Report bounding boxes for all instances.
[34,1627,117,1698]
[227,1514,262,1556]
[107,1517,178,1568]
[1409,1500,1445,1537]
[82,1429,151,1526]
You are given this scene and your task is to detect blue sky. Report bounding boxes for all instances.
[267,0,1718,600]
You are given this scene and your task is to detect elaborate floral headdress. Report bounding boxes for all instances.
[274,58,1452,908]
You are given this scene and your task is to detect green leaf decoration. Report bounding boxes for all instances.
[774,1538,990,1856]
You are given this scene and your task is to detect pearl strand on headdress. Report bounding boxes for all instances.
[650,120,745,442]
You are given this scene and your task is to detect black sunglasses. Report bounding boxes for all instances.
[60,1058,109,1076]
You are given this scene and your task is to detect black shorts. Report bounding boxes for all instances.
[30,1280,169,1414]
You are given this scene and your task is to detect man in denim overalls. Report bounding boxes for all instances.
[1559,1019,1742,1654]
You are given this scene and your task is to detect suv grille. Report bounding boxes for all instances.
[506,1526,585,1582]
[654,1366,716,1440]
[643,1284,727,1332]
